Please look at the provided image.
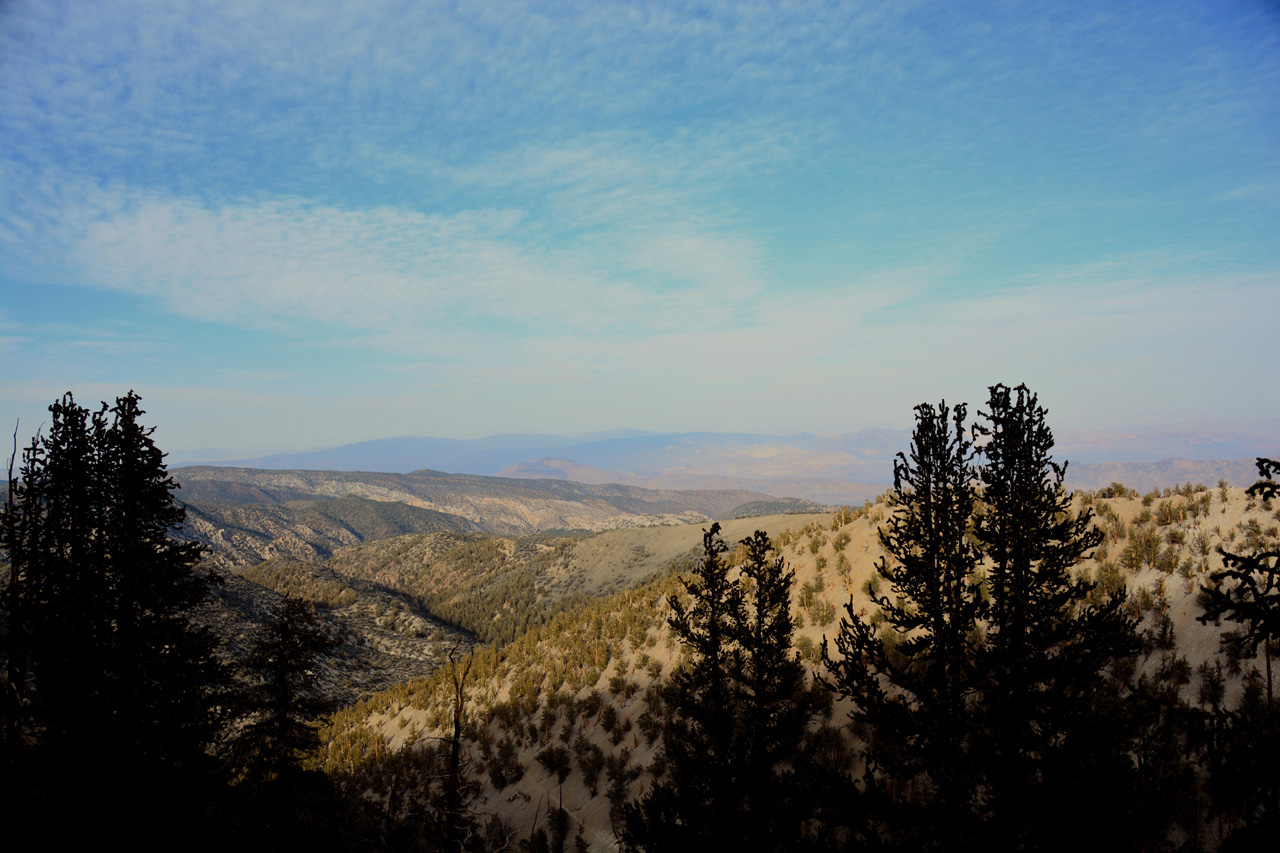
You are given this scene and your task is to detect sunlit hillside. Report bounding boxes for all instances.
[317,482,1277,850]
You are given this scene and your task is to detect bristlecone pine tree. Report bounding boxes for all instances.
[622,523,740,851]
[972,383,1141,851]
[231,595,336,783]
[222,594,350,851]
[732,529,826,849]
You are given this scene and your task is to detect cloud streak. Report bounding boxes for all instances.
[1,0,1277,450]
[45,186,767,344]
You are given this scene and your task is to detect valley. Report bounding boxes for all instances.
[177,465,829,710]
[7,3,1275,847]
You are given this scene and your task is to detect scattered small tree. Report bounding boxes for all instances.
[1197,457,1280,846]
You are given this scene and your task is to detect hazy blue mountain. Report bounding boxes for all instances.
[187,430,911,482]
[1054,420,1280,463]
[188,433,591,475]
[181,422,1279,503]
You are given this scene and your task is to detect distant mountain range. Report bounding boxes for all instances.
[181,430,905,479]
[178,423,1279,504]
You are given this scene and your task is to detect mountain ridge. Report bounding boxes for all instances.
[175,424,1279,504]
[173,465,824,569]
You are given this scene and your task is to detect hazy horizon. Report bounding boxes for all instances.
[162,418,1280,472]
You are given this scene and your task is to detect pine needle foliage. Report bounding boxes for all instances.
[825,385,1141,851]
[623,524,828,852]
[824,400,984,847]
[230,595,336,783]
[1196,457,1280,846]
[2,392,226,845]
[972,384,1141,851]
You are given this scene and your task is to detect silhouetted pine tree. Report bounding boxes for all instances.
[734,529,827,850]
[825,388,1144,850]
[824,400,984,849]
[622,523,741,851]
[1199,458,1279,706]
[3,394,107,751]
[231,595,335,783]
[101,392,225,772]
[623,524,829,852]
[972,383,1140,851]
[1,392,226,846]
[224,597,353,852]
[1196,457,1280,847]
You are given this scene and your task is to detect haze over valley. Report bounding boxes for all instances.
[180,421,1280,505]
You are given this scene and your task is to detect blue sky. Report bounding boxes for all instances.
[2,0,1277,458]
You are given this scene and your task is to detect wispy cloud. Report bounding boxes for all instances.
[48,188,768,343]
[4,109,811,349]
[2,1,1277,449]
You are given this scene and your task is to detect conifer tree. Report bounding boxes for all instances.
[734,529,824,849]
[971,383,1140,850]
[1,392,226,844]
[1199,457,1279,707]
[622,523,740,851]
[1196,457,1280,847]
[824,400,984,848]
[3,394,107,750]
[825,387,1142,850]
[231,595,335,783]
[623,524,824,852]
[223,595,349,850]
[100,392,224,771]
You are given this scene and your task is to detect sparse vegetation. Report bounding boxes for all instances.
[6,391,1278,851]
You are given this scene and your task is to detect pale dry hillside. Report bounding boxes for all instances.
[319,485,1277,850]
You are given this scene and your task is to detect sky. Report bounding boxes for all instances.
[2,0,1278,460]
